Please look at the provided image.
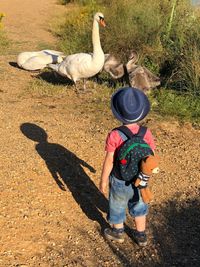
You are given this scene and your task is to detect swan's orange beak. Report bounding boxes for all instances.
[100,18,106,27]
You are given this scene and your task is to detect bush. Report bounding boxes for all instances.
[56,0,200,97]
[55,3,104,54]
[159,0,200,95]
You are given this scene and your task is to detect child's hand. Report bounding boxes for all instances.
[99,181,108,195]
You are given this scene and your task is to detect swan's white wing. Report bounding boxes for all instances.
[17,50,64,67]
[17,51,40,67]
[21,55,54,71]
[59,53,93,80]
[63,53,92,66]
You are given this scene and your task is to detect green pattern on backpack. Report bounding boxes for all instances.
[119,143,150,160]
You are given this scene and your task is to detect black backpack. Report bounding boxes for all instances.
[112,126,153,182]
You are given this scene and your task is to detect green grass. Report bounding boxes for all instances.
[58,0,71,4]
[77,80,200,126]
[57,0,101,5]
[25,74,70,97]
[0,31,9,54]
[150,89,200,124]
[0,13,9,53]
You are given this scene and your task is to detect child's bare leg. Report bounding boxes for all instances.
[112,216,146,230]
[134,215,146,231]
[133,215,147,246]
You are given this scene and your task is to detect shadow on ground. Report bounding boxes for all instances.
[150,197,200,267]
[34,69,128,88]
[20,122,108,230]
[9,62,20,69]
[35,70,74,85]
[102,197,200,267]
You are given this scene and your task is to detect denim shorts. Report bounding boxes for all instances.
[107,174,149,225]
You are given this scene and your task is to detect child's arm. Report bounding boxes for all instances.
[99,151,114,195]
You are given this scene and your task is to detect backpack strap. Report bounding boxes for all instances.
[115,125,147,140]
[115,125,135,139]
[136,126,147,138]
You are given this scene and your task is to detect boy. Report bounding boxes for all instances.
[99,87,156,246]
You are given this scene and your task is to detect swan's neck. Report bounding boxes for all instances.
[92,20,103,56]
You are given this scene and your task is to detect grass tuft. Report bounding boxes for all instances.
[150,89,200,124]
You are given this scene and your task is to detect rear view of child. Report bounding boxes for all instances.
[99,87,156,246]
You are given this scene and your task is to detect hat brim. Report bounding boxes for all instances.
[111,87,150,124]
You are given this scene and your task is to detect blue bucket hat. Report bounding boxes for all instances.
[111,87,150,124]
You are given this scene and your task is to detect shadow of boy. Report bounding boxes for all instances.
[20,123,108,228]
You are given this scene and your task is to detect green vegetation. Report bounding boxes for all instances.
[150,89,200,124]
[26,75,69,97]
[0,31,8,50]
[0,13,9,52]
[58,0,71,4]
[54,3,104,54]
[58,0,97,5]
[54,0,200,124]
[0,13,5,25]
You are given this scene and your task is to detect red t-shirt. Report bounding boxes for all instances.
[105,124,156,152]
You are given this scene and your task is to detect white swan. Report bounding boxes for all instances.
[48,12,106,91]
[17,50,65,71]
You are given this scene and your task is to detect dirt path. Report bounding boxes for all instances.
[0,1,200,267]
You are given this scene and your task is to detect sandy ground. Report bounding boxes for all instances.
[0,1,200,266]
